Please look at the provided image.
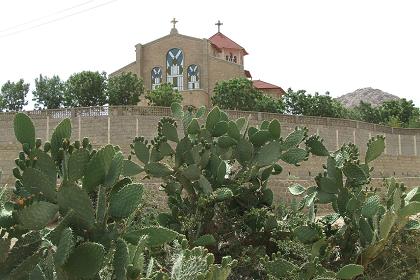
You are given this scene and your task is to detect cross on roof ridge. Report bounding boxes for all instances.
[171,18,178,28]
[215,20,223,32]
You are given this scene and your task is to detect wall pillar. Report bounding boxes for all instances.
[78,115,81,141]
[414,135,417,156]
[335,129,339,150]
[398,134,402,155]
[46,116,49,141]
[135,43,143,78]
[136,118,139,137]
[384,136,387,155]
[107,117,111,144]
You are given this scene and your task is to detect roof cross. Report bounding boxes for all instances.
[215,20,223,32]
[171,18,178,29]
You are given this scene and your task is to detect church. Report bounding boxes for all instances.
[111,19,285,107]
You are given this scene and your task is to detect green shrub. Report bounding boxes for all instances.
[363,230,420,280]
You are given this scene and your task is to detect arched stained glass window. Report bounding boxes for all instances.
[166,48,184,90]
[151,67,162,90]
[187,64,200,89]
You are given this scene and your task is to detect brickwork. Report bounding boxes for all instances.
[110,31,246,107]
[1,106,420,203]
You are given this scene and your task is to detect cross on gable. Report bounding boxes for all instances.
[171,18,178,28]
[215,20,223,32]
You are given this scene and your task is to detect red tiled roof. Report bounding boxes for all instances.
[209,32,248,55]
[252,80,282,89]
[244,70,252,78]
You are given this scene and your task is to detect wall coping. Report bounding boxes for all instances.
[1,105,420,135]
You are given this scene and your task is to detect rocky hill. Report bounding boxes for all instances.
[336,87,399,108]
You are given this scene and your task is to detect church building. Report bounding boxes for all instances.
[111,19,285,107]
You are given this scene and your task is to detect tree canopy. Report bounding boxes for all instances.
[107,72,144,105]
[350,98,420,128]
[212,77,284,113]
[64,71,107,107]
[145,83,183,107]
[284,89,348,118]
[212,78,261,111]
[32,74,65,109]
[0,79,29,111]
[1,73,419,130]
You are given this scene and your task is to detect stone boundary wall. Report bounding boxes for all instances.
[1,106,420,194]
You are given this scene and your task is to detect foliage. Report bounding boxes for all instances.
[32,74,65,109]
[146,83,183,107]
[289,135,420,269]
[212,78,263,111]
[212,78,284,113]
[350,101,382,124]
[2,105,420,279]
[64,71,107,107]
[107,72,144,106]
[363,230,420,280]
[0,112,236,280]
[123,102,344,277]
[256,94,285,113]
[380,99,418,125]
[284,88,348,118]
[350,99,420,128]
[0,79,29,111]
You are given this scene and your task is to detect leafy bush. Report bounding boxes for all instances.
[363,230,420,280]
[146,83,183,107]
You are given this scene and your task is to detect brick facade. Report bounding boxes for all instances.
[110,29,247,107]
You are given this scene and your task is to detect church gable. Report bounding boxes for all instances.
[138,32,208,92]
[111,19,282,108]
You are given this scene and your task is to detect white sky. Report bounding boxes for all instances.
[0,0,419,109]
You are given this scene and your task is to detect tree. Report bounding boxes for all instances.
[284,88,348,118]
[283,88,311,115]
[256,94,285,113]
[380,98,418,126]
[32,74,65,109]
[350,101,382,124]
[107,72,144,105]
[211,78,262,111]
[0,79,29,111]
[64,71,107,107]
[145,83,182,106]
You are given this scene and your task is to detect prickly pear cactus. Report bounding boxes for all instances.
[289,135,420,266]
[262,252,364,280]
[0,113,179,279]
[165,239,236,280]
[124,103,325,250]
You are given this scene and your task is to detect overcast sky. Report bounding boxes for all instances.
[1,0,419,109]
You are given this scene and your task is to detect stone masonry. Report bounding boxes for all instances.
[1,106,420,206]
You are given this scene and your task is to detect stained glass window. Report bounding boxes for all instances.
[166,48,184,90]
[187,64,200,89]
[151,67,162,90]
